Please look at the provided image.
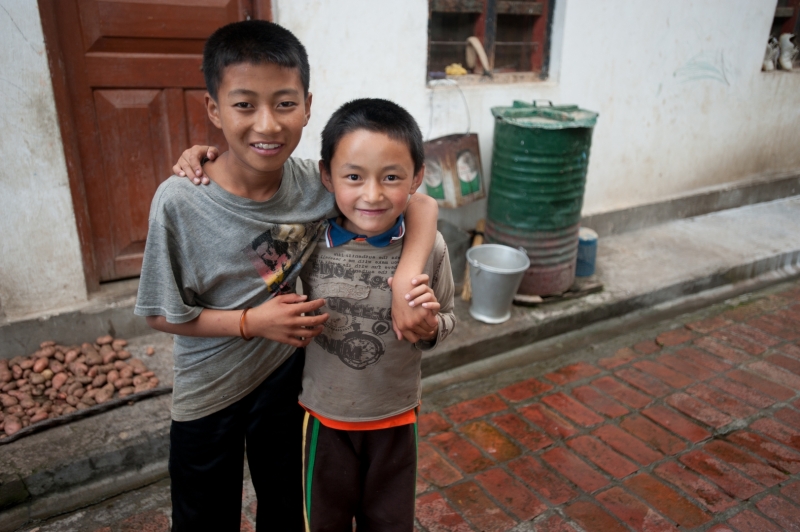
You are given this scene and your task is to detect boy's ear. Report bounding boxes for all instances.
[408,163,425,195]
[319,160,334,194]
[205,92,222,129]
[304,92,313,126]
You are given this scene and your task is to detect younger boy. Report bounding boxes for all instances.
[136,21,438,531]
[298,99,456,531]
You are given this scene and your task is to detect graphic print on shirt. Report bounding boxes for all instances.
[304,249,399,370]
[243,221,325,295]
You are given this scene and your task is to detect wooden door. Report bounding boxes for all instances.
[40,0,270,287]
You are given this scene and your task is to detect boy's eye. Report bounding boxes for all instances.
[278,101,297,108]
[385,175,400,182]
[345,174,360,181]
[233,102,253,109]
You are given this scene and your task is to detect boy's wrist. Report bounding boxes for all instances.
[240,308,254,341]
[415,323,440,351]
[391,270,413,290]
[419,326,438,342]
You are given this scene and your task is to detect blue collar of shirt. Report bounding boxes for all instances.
[325,215,405,248]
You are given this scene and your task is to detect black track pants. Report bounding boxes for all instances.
[302,414,417,532]
[170,349,305,532]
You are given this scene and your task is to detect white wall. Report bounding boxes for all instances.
[277,0,800,228]
[0,0,88,320]
[558,0,800,214]
[2,0,799,319]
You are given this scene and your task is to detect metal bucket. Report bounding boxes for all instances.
[487,101,598,296]
[467,244,530,324]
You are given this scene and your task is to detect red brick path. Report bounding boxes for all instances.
[79,283,800,532]
[413,284,800,531]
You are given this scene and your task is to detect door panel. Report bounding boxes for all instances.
[43,0,258,283]
[85,55,206,87]
[185,90,229,153]
[78,0,246,48]
[94,89,174,278]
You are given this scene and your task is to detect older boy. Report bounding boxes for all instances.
[299,99,456,531]
[136,21,437,531]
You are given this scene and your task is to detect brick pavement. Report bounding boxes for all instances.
[412,282,800,531]
[27,281,800,532]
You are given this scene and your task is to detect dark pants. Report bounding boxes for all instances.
[170,349,305,532]
[302,415,417,532]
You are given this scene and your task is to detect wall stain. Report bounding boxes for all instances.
[673,51,729,85]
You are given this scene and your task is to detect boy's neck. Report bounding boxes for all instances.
[341,216,400,239]
[204,152,284,202]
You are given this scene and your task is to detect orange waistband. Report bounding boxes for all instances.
[301,404,417,431]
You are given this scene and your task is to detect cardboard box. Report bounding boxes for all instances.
[422,133,485,208]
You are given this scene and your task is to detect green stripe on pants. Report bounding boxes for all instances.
[305,416,320,526]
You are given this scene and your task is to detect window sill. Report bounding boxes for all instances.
[427,71,552,87]
[761,64,800,74]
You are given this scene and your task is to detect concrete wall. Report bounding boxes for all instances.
[1,0,799,320]
[277,0,800,228]
[558,1,800,215]
[0,0,88,321]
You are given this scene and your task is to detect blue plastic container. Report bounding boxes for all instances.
[575,228,598,277]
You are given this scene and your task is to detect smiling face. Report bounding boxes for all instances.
[205,62,311,183]
[321,129,424,238]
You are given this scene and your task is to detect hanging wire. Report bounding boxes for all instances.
[426,79,472,141]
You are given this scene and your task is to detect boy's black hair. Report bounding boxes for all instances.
[321,99,424,174]
[203,20,310,100]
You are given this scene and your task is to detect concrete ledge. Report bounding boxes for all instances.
[581,172,800,237]
[0,333,173,532]
[424,196,800,375]
[0,293,147,360]
[422,266,800,396]
[423,254,800,377]
[0,395,172,532]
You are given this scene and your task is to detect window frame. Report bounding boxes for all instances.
[427,0,555,81]
[773,0,800,37]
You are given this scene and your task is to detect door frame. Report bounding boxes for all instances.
[37,0,273,292]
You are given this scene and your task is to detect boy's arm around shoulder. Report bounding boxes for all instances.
[415,232,457,351]
[392,193,439,342]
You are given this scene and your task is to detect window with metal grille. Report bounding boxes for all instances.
[427,0,553,80]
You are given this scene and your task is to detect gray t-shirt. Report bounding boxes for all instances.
[298,232,456,422]
[135,157,335,421]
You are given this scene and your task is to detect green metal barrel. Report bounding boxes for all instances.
[486,101,598,296]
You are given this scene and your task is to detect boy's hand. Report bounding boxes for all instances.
[402,274,441,312]
[172,145,219,184]
[246,294,328,348]
[388,275,437,343]
[389,274,440,312]
[391,276,441,341]
[417,311,440,342]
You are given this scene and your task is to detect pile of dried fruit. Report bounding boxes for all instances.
[1,335,159,438]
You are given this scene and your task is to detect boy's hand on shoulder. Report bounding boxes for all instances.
[388,275,439,343]
[246,294,328,348]
[172,145,219,185]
